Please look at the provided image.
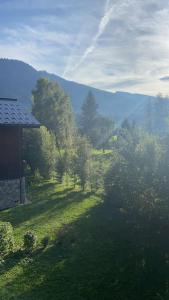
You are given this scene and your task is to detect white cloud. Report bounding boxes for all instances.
[62,0,169,96]
[1,0,169,95]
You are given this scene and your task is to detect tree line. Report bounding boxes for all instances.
[23,77,169,193]
[23,77,114,190]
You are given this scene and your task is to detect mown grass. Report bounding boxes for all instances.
[0,181,102,299]
[0,180,166,300]
[0,181,100,245]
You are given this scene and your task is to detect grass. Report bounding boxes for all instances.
[0,180,167,299]
[0,180,102,300]
[0,181,100,245]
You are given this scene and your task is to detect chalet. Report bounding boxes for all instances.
[0,98,40,210]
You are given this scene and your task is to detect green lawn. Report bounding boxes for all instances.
[0,181,100,246]
[0,181,166,300]
[0,181,103,300]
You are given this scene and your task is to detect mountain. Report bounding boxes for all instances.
[0,59,155,123]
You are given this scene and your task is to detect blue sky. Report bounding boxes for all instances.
[1,0,169,95]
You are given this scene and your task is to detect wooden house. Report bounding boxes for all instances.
[0,98,40,210]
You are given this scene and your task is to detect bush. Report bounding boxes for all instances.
[41,235,50,249]
[0,222,15,257]
[24,231,37,252]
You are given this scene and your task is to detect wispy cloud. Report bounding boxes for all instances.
[63,0,114,76]
[1,0,169,95]
[0,24,73,74]
[63,0,169,95]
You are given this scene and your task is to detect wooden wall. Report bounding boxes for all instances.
[0,127,22,180]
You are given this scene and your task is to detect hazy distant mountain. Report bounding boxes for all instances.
[0,59,155,123]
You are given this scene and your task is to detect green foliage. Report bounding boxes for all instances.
[56,157,65,182]
[95,115,115,149]
[73,136,92,190]
[80,91,98,146]
[23,126,56,179]
[105,128,163,212]
[90,150,114,191]
[80,90,115,148]
[24,232,37,252]
[0,222,14,257]
[34,169,43,183]
[32,77,75,148]
[56,149,73,183]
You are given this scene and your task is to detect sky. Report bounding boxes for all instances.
[1,0,169,95]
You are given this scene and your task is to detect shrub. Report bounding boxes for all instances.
[24,231,37,252]
[0,222,15,257]
[41,235,50,249]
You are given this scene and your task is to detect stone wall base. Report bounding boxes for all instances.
[0,178,26,210]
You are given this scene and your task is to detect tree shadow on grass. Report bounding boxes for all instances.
[0,183,91,228]
[0,245,51,278]
[1,200,168,300]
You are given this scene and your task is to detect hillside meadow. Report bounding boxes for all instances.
[0,179,167,300]
[0,181,104,299]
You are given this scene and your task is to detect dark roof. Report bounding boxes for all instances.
[0,98,40,127]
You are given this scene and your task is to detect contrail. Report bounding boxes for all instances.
[105,0,112,12]
[63,0,113,77]
[63,0,133,77]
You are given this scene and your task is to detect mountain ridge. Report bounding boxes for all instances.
[0,58,155,122]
